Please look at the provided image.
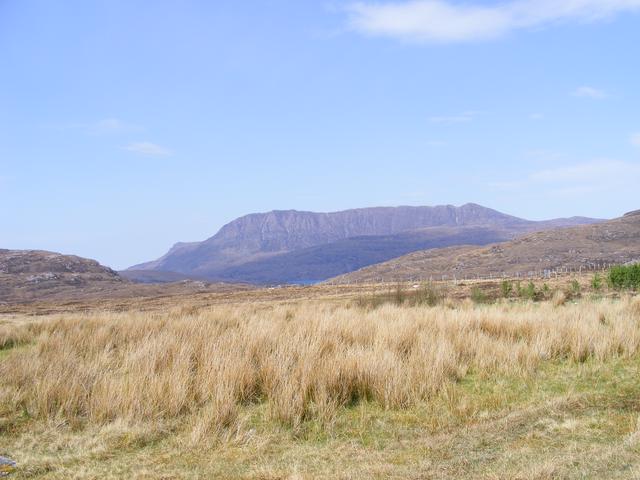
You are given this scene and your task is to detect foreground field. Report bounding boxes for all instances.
[1,293,640,479]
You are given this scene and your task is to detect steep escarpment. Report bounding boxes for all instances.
[129,204,602,283]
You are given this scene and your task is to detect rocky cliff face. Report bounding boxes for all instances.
[129,204,602,283]
[209,204,523,249]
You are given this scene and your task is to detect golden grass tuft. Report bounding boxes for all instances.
[628,295,640,316]
[552,290,567,307]
[1,299,639,441]
[0,319,34,350]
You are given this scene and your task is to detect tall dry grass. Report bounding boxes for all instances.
[1,298,639,441]
[0,317,37,350]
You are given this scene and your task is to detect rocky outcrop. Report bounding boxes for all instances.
[0,250,123,303]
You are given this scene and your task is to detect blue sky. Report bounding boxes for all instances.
[1,0,639,269]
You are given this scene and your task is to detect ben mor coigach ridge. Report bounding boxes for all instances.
[127,203,602,284]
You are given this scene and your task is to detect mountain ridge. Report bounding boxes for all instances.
[129,204,603,284]
[327,211,640,284]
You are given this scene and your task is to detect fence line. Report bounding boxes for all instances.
[337,262,618,286]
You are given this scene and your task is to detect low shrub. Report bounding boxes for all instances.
[355,283,446,309]
[608,264,640,291]
[500,280,513,298]
[523,281,537,301]
[570,279,581,297]
[591,273,603,293]
[515,281,523,298]
[471,287,489,304]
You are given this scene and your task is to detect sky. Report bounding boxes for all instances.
[1,0,639,269]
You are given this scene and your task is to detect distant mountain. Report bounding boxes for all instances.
[214,226,523,284]
[129,204,603,284]
[328,210,640,284]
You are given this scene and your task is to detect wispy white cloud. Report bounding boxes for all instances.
[529,113,544,120]
[487,180,523,190]
[491,159,640,194]
[429,110,480,124]
[89,118,142,135]
[523,149,567,162]
[530,159,639,183]
[346,0,640,43]
[571,86,608,99]
[124,141,172,157]
[631,132,640,147]
[546,184,605,197]
[53,118,143,135]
